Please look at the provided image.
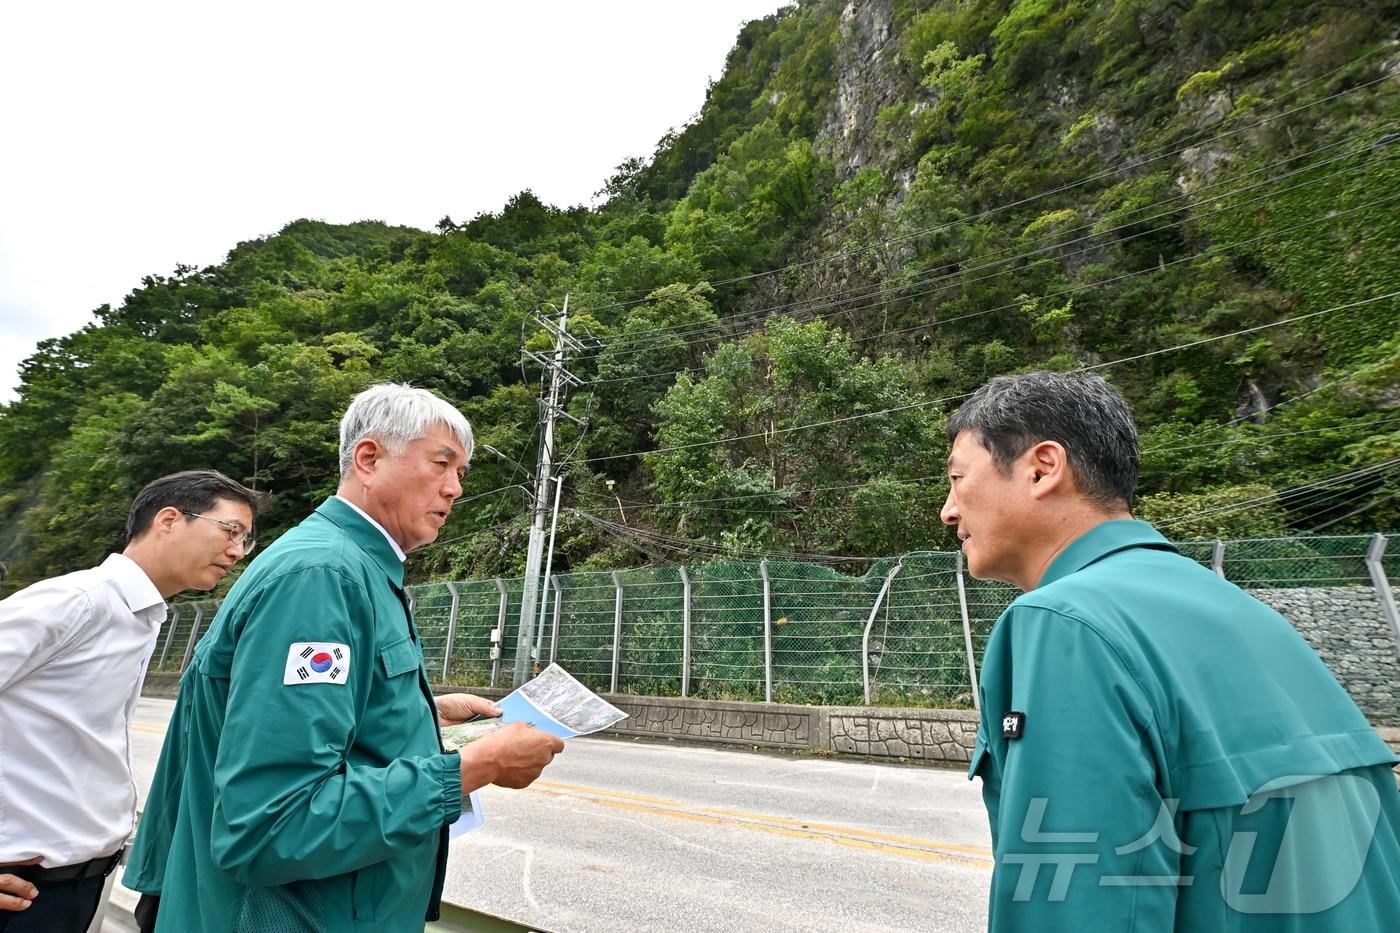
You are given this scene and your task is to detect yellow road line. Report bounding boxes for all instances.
[529,788,990,868]
[530,779,992,866]
[704,806,992,856]
[131,722,167,736]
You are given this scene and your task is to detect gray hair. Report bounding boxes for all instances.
[338,383,475,478]
[947,371,1139,508]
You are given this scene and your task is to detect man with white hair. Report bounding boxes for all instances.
[123,384,564,933]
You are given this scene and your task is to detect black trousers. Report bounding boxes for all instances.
[134,893,160,933]
[0,871,106,933]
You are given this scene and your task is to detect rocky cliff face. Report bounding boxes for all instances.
[818,0,909,182]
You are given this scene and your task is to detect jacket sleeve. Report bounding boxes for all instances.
[977,604,1180,933]
[208,566,462,886]
[122,683,193,895]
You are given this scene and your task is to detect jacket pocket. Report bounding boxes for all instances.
[350,863,382,924]
[378,636,420,678]
[235,880,329,932]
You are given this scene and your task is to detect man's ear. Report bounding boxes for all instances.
[1025,441,1069,500]
[150,506,184,537]
[352,438,382,478]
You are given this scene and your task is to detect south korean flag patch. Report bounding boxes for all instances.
[284,643,350,685]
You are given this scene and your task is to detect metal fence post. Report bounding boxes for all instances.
[610,571,623,693]
[1365,533,1400,651]
[861,564,902,705]
[405,585,416,616]
[491,578,507,688]
[159,605,180,669]
[760,560,773,703]
[1211,540,1226,579]
[442,582,460,681]
[680,565,692,698]
[549,575,563,662]
[955,552,980,712]
[179,603,206,673]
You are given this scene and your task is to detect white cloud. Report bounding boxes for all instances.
[0,0,790,400]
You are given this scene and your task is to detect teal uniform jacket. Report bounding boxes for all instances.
[969,520,1400,932]
[124,497,464,933]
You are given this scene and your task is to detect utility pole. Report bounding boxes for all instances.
[513,294,583,686]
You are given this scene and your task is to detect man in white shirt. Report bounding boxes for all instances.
[0,470,262,933]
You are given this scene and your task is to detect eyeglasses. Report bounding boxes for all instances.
[181,511,257,555]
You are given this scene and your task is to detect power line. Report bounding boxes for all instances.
[578,290,1400,465]
[1282,478,1400,529]
[577,133,1389,362]
[580,130,1392,359]
[1152,457,1400,528]
[580,185,1400,388]
[452,483,532,506]
[576,508,881,564]
[1282,470,1400,518]
[573,415,1400,514]
[409,513,523,556]
[1302,486,1400,533]
[582,433,1399,539]
[1144,416,1400,455]
[573,473,950,511]
[576,67,1395,317]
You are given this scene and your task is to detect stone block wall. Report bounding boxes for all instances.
[606,695,817,749]
[597,696,980,763]
[1250,586,1400,726]
[827,707,978,762]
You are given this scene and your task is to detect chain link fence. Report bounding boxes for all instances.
[154,533,1400,715]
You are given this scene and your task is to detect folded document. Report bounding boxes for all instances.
[444,664,628,837]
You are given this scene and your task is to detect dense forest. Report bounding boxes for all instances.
[1,0,1397,590]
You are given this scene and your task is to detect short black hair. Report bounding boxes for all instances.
[947,371,1139,508]
[125,470,266,544]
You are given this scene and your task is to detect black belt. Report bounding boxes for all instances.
[13,848,123,884]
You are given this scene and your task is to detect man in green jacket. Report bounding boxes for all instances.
[945,371,1400,932]
[124,384,564,932]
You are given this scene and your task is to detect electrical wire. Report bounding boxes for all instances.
[578,129,1392,358]
[579,185,1400,388]
[1152,457,1400,528]
[1302,486,1400,533]
[1144,415,1400,455]
[578,290,1400,465]
[576,66,1395,316]
[575,134,1390,363]
[577,509,880,564]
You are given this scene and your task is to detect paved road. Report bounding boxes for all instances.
[117,697,991,932]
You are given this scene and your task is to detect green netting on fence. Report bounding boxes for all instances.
[164,532,1398,708]
[150,599,221,673]
[1218,535,1376,588]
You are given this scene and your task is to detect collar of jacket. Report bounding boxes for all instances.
[314,496,406,590]
[1036,518,1178,589]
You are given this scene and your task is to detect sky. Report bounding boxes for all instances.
[0,1,790,402]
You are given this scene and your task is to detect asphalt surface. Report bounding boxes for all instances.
[115,697,992,932]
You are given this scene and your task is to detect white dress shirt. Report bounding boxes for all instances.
[0,553,167,867]
[334,495,406,563]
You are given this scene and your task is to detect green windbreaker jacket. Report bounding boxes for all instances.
[969,520,1400,932]
[125,497,463,932]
